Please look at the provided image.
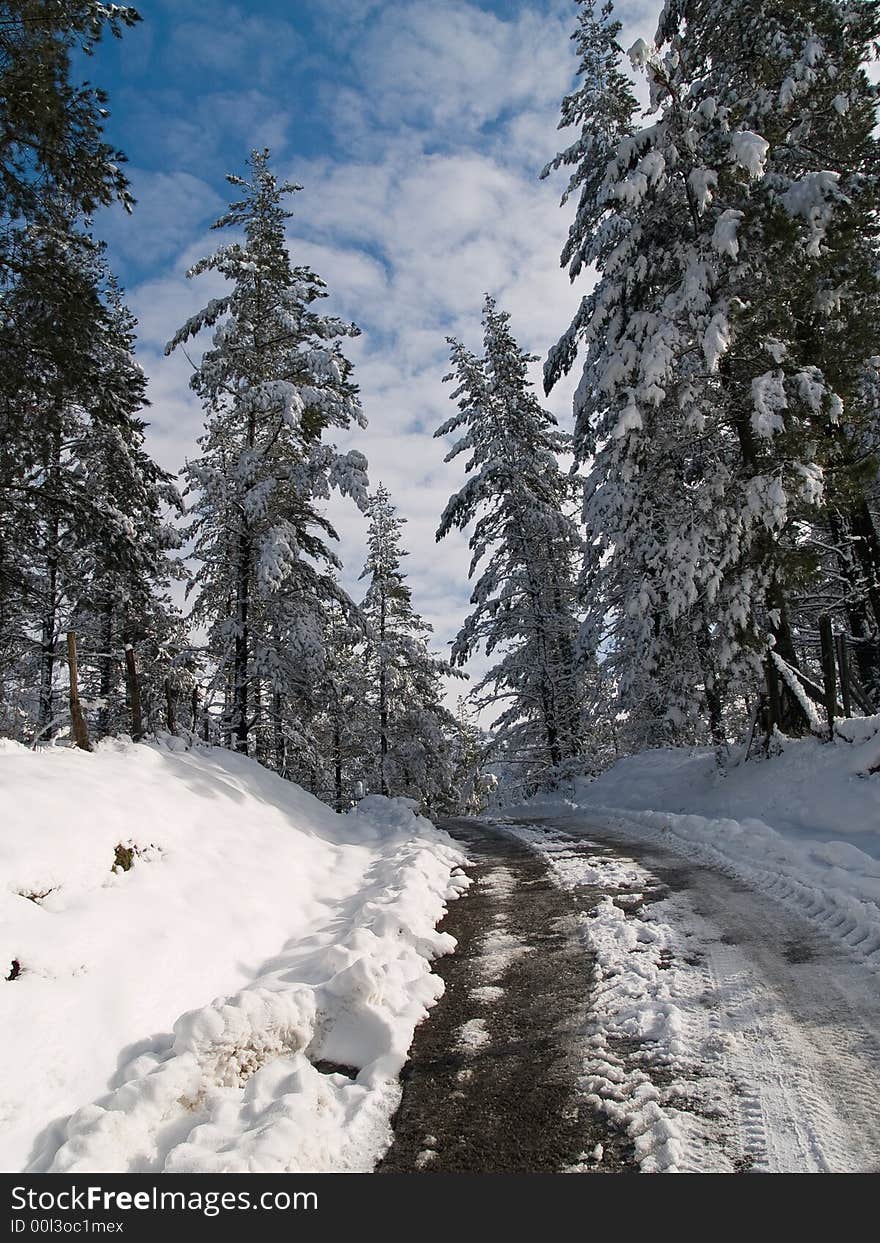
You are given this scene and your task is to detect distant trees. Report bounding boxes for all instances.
[357,485,460,807]
[437,297,584,792]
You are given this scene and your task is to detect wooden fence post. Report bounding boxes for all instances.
[66,632,92,752]
[124,644,144,741]
[819,615,836,737]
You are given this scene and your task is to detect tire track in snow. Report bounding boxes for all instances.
[515,816,880,1173]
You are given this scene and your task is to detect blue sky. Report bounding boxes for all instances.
[86,0,656,703]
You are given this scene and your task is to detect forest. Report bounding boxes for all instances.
[3,0,880,1191]
[2,1,879,811]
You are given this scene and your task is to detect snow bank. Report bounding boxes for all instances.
[0,739,468,1173]
[512,722,880,974]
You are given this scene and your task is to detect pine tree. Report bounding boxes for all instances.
[360,485,459,807]
[0,0,138,236]
[0,225,181,742]
[68,281,185,740]
[449,698,489,815]
[437,296,585,791]
[0,0,180,745]
[544,0,880,745]
[168,149,369,759]
[310,596,372,810]
[0,0,140,640]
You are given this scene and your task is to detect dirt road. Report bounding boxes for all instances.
[379,816,880,1173]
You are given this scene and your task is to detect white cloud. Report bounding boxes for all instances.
[117,0,657,717]
[98,170,225,269]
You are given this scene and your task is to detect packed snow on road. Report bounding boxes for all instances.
[499,718,880,1172]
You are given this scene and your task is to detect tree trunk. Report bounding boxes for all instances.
[333,703,343,812]
[273,688,285,776]
[97,599,114,738]
[827,508,880,705]
[38,428,63,730]
[124,643,143,741]
[766,574,810,735]
[232,526,251,753]
[164,677,176,734]
[67,632,91,751]
[378,588,389,796]
[697,620,724,744]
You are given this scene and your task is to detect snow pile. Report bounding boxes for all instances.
[0,739,468,1173]
[514,722,880,974]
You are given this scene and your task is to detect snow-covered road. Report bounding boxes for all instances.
[510,815,880,1173]
[384,816,880,1173]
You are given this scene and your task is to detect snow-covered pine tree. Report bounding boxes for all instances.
[0,0,139,677]
[69,280,185,739]
[0,0,181,744]
[0,0,137,239]
[0,221,106,732]
[359,485,459,807]
[168,149,369,761]
[308,595,372,810]
[449,697,489,815]
[544,0,880,744]
[437,296,585,791]
[0,222,182,743]
[651,0,880,715]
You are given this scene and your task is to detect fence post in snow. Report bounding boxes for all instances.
[819,615,836,737]
[66,632,92,752]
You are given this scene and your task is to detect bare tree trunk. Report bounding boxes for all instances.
[124,643,143,741]
[333,702,343,812]
[232,526,251,753]
[38,429,63,730]
[97,599,114,738]
[67,632,91,751]
[164,677,176,734]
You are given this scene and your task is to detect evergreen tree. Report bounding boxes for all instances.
[68,281,185,740]
[449,697,489,815]
[0,229,181,742]
[437,297,585,791]
[0,0,182,746]
[544,0,880,746]
[310,596,372,810]
[168,149,369,759]
[0,0,138,238]
[359,485,459,808]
